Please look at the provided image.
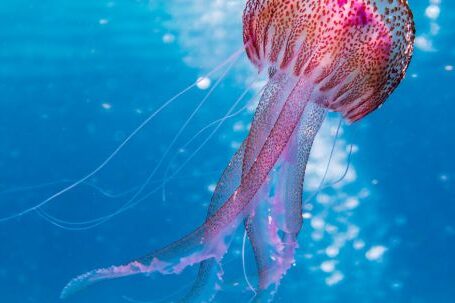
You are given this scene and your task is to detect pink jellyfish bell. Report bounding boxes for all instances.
[243,0,415,121]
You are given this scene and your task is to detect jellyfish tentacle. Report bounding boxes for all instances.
[242,229,257,296]
[280,102,326,234]
[245,103,326,302]
[242,71,297,177]
[206,76,314,236]
[61,225,208,299]
[180,71,298,302]
[179,143,246,303]
[303,118,342,204]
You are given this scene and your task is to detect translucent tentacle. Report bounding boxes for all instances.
[303,118,342,204]
[283,103,327,233]
[242,229,257,296]
[245,103,326,302]
[242,71,298,176]
[61,225,219,299]
[205,76,313,234]
[179,143,246,303]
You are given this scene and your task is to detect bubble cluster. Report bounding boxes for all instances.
[415,0,442,52]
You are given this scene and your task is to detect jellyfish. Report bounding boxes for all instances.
[55,0,415,302]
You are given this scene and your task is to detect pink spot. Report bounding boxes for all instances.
[337,0,348,6]
[347,3,372,27]
[357,5,368,25]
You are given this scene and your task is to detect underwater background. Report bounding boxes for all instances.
[0,0,454,302]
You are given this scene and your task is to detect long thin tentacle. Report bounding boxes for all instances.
[0,47,244,224]
[36,76,255,232]
[242,230,257,295]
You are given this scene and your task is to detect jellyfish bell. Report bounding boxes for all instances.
[244,0,415,121]
[55,1,416,302]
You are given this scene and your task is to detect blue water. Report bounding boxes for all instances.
[0,1,454,302]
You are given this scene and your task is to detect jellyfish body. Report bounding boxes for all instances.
[61,0,415,302]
